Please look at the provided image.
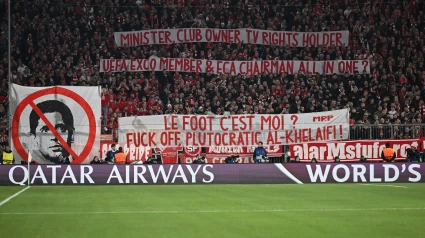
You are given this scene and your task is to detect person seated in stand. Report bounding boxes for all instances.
[57,155,65,164]
[311,157,318,163]
[291,156,301,163]
[57,155,70,164]
[90,156,102,164]
[21,160,35,165]
[144,156,157,164]
[334,156,340,163]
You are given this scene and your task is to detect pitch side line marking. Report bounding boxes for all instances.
[1,207,424,215]
[274,163,304,184]
[359,184,408,188]
[0,186,31,207]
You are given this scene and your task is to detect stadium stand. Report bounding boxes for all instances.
[0,0,425,144]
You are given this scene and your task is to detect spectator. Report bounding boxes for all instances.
[193,155,206,164]
[291,156,300,163]
[359,155,368,163]
[106,144,118,163]
[90,156,102,164]
[101,88,110,125]
[63,157,71,164]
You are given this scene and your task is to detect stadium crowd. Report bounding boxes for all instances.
[1,0,425,145]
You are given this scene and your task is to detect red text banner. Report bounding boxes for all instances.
[100,142,151,163]
[206,145,282,156]
[114,29,349,47]
[118,110,350,148]
[100,58,370,75]
[289,139,420,162]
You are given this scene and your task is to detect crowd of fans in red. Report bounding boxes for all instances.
[1,0,425,145]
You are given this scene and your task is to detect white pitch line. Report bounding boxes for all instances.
[359,184,408,189]
[1,207,424,215]
[0,186,31,207]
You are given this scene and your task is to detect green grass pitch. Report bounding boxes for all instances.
[0,184,424,238]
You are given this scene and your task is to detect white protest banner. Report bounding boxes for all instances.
[118,109,349,148]
[100,58,370,75]
[10,84,101,164]
[114,29,349,47]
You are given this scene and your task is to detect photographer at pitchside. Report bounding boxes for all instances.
[406,146,420,162]
[253,142,268,163]
[144,156,159,164]
[225,154,239,164]
[193,154,206,164]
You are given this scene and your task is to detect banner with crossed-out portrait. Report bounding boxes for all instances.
[9,84,101,164]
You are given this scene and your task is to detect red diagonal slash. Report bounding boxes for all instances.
[29,101,80,161]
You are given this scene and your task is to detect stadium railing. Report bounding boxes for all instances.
[349,124,425,140]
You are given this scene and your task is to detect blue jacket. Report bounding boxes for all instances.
[107,150,117,162]
[253,147,267,160]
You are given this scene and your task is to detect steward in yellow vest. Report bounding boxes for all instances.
[1,146,15,165]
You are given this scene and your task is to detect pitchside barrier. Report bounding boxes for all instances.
[0,164,423,186]
[2,125,425,164]
[98,137,425,164]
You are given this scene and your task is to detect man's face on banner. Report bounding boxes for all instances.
[35,112,71,162]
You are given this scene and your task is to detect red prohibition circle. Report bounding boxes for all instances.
[12,87,97,164]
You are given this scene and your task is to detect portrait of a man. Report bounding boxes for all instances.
[29,100,75,163]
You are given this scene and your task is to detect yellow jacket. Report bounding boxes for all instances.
[2,151,14,165]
